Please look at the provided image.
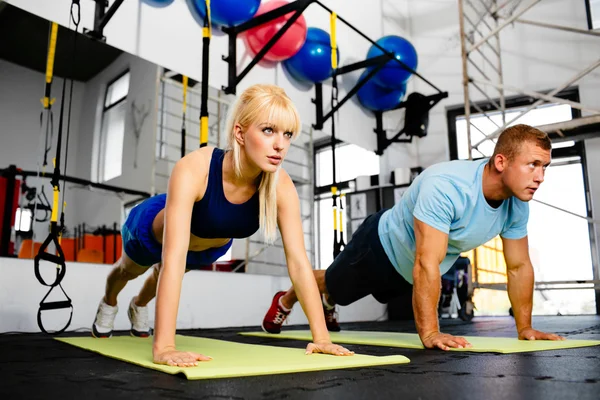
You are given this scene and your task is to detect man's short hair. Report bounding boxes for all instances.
[491,124,551,161]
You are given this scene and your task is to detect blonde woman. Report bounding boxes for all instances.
[92,84,353,366]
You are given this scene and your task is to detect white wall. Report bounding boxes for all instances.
[0,59,86,240]
[0,257,386,333]
[6,0,389,153]
[71,52,159,229]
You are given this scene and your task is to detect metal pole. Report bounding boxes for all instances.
[458,0,473,160]
[472,58,600,147]
[493,0,506,126]
[471,77,600,114]
[469,0,541,54]
[517,18,600,37]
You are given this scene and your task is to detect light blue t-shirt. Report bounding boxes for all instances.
[378,158,529,284]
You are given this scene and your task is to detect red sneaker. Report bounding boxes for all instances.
[262,291,291,334]
[324,305,341,332]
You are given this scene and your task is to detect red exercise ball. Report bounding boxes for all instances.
[244,0,307,62]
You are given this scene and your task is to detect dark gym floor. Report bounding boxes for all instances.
[1,316,599,400]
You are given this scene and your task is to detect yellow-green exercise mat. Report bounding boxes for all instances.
[56,335,410,380]
[239,330,600,354]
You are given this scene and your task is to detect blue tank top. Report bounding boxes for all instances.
[190,148,260,239]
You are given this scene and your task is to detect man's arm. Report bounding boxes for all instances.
[413,218,472,350]
[502,236,564,341]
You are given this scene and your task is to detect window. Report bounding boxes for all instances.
[587,0,600,30]
[315,144,380,187]
[14,208,32,232]
[454,103,572,160]
[314,142,380,269]
[98,71,130,182]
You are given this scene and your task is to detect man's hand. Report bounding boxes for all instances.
[421,331,472,351]
[518,328,565,341]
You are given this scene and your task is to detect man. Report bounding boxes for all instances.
[262,124,565,350]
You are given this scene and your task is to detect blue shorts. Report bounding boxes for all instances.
[325,209,412,305]
[121,194,232,269]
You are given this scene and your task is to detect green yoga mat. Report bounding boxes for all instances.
[239,330,600,354]
[56,335,410,380]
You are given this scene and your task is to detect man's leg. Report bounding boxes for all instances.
[280,270,329,309]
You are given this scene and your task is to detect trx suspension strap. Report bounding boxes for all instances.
[199,0,211,148]
[31,22,58,237]
[34,1,80,335]
[330,12,344,259]
[181,75,188,158]
[41,22,58,170]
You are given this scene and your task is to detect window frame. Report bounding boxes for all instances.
[97,69,130,182]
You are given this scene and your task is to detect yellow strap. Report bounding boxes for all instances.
[200,116,209,146]
[330,13,337,69]
[41,97,56,108]
[331,186,338,230]
[46,23,58,84]
[51,186,59,223]
[204,0,212,37]
[333,207,338,231]
[182,76,188,114]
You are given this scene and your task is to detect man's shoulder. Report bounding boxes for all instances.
[418,159,485,188]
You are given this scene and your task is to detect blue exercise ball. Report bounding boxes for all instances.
[357,70,406,112]
[141,0,175,7]
[282,27,339,84]
[367,35,418,89]
[187,0,261,27]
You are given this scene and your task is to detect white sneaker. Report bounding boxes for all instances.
[92,299,118,338]
[127,297,151,337]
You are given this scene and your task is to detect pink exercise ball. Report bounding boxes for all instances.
[244,0,308,62]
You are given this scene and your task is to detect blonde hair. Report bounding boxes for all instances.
[225,84,301,243]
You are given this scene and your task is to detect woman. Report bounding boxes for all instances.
[92,84,353,367]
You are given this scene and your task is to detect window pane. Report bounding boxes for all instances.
[105,72,130,108]
[15,208,32,231]
[317,144,380,187]
[455,103,572,160]
[101,101,126,181]
[528,163,595,314]
[591,0,600,29]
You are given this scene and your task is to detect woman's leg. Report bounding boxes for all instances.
[104,252,148,306]
[134,263,161,307]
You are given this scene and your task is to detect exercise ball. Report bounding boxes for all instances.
[366,35,418,89]
[357,70,406,112]
[244,0,307,62]
[187,0,261,27]
[283,27,339,83]
[142,0,175,7]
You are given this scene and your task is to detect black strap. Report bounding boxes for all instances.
[34,0,80,335]
[332,70,343,259]
[37,284,73,335]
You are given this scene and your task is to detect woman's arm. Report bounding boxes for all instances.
[276,170,352,356]
[153,151,212,366]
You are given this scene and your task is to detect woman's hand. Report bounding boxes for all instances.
[305,341,354,356]
[153,347,212,367]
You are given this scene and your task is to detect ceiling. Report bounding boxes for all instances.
[0,3,123,82]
